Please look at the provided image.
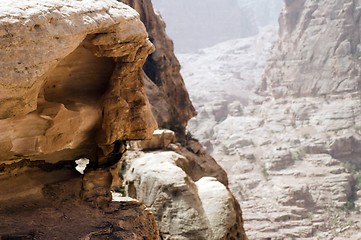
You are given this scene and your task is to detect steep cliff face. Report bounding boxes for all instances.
[119,1,247,239]
[262,0,361,98]
[121,0,196,132]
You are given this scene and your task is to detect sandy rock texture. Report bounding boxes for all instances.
[0,0,157,164]
[122,148,247,240]
[261,0,361,98]
[0,0,161,238]
[0,0,247,239]
[121,0,196,132]
[0,162,160,239]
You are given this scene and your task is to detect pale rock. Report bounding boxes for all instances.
[129,129,175,150]
[261,0,361,97]
[180,1,361,237]
[122,151,246,240]
[196,177,237,240]
[123,151,211,239]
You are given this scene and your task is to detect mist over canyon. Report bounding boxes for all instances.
[152,0,282,53]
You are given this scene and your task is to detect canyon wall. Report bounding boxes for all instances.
[0,0,246,239]
[183,0,361,239]
[261,0,361,98]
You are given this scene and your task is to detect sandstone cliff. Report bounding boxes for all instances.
[0,1,162,238]
[121,0,196,132]
[0,0,246,239]
[0,0,158,165]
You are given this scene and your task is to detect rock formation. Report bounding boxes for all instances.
[0,0,157,165]
[261,0,361,98]
[123,139,247,240]
[0,0,247,239]
[0,0,161,238]
[183,0,361,239]
[0,163,160,239]
[121,0,196,132]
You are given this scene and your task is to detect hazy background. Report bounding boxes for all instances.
[152,0,283,53]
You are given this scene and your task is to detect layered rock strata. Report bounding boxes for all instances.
[184,0,361,239]
[0,163,160,239]
[261,0,361,98]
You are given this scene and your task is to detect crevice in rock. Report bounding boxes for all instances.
[0,158,77,173]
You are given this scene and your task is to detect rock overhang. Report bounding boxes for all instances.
[0,0,158,164]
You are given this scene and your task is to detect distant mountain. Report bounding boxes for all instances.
[152,0,282,52]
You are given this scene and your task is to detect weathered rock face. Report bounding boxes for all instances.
[121,0,196,132]
[0,0,157,165]
[182,0,361,239]
[0,0,161,238]
[124,129,247,239]
[0,0,246,239]
[0,162,160,239]
[122,150,247,240]
[261,0,361,98]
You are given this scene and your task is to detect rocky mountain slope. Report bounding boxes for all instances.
[261,0,361,98]
[182,1,361,239]
[0,0,247,239]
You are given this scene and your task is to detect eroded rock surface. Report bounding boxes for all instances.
[183,1,361,239]
[0,163,160,239]
[121,0,196,131]
[122,150,247,240]
[261,0,361,98]
[0,0,160,238]
[0,0,157,165]
[0,0,247,239]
